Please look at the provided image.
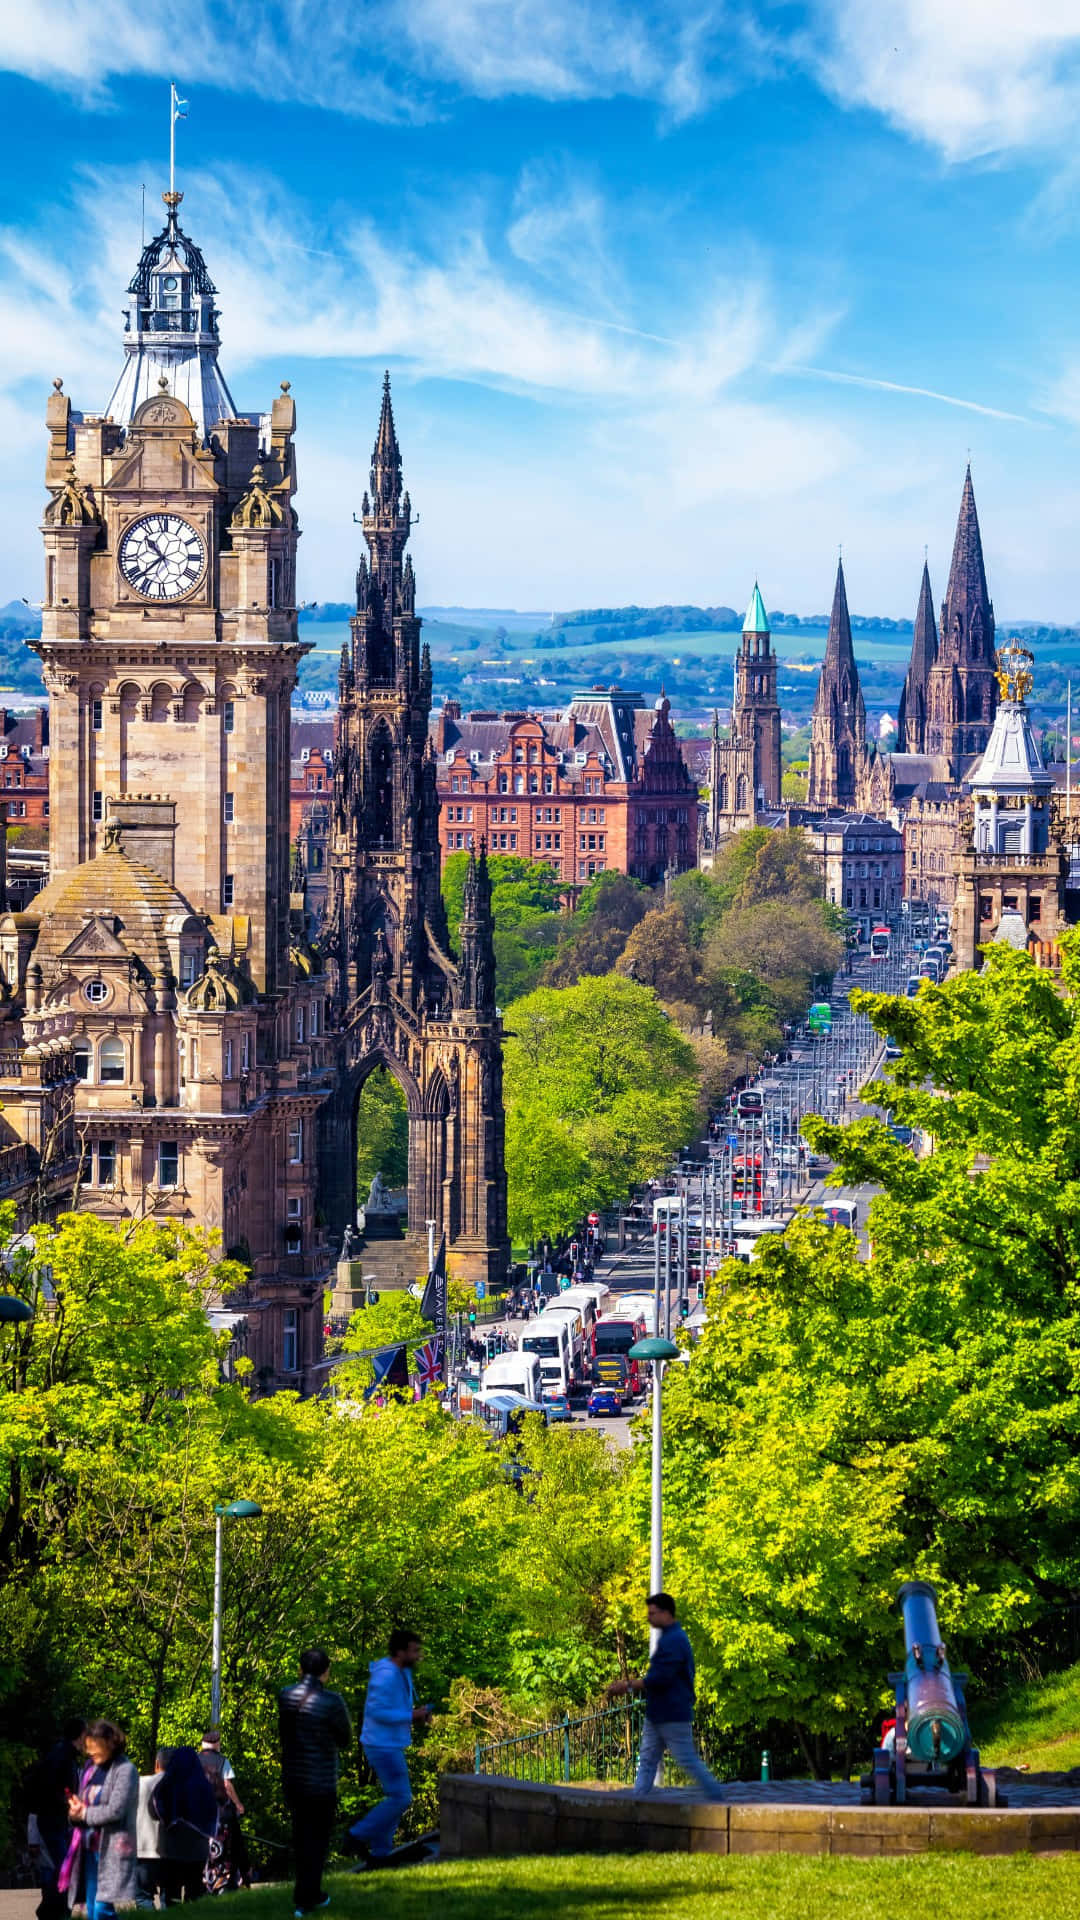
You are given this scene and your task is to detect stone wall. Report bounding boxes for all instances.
[439,1774,1080,1859]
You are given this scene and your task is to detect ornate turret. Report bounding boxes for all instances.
[808,558,867,808]
[898,560,937,753]
[105,192,238,436]
[925,467,998,773]
[351,374,419,692]
[458,844,497,1017]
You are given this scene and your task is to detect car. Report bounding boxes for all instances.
[544,1391,572,1421]
[587,1387,623,1418]
[905,974,922,997]
[884,1037,903,1059]
[887,1123,915,1148]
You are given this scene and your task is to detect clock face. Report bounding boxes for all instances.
[119,513,206,601]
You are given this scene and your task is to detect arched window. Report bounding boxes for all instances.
[99,1038,125,1083]
[736,775,748,813]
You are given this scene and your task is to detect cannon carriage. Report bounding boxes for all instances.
[860,1581,1004,1806]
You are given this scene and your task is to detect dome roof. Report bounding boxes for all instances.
[23,848,202,973]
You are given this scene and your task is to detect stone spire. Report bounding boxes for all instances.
[808,559,866,808]
[353,373,415,689]
[370,371,404,518]
[924,467,998,772]
[731,580,780,807]
[897,559,937,753]
[458,843,496,1016]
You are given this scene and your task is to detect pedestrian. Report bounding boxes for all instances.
[25,1719,87,1920]
[65,1720,139,1920]
[607,1594,724,1801]
[347,1630,432,1869]
[198,1730,250,1892]
[151,1746,217,1906]
[135,1750,169,1910]
[278,1648,352,1917]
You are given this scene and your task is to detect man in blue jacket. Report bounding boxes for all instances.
[608,1593,724,1798]
[347,1630,432,1866]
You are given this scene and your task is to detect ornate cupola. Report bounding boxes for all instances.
[106,192,239,437]
[969,641,1053,857]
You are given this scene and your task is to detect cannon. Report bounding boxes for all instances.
[860,1581,1004,1806]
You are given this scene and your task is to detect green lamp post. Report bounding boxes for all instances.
[211,1500,263,1724]
[0,1296,33,1323]
[630,1336,680,1650]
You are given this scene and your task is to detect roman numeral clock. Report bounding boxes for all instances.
[118,512,206,600]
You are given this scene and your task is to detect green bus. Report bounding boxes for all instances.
[808,1002,833,1037]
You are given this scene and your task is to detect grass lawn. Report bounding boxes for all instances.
[974,1659,1080,1773]
[244,1855,1080,1920]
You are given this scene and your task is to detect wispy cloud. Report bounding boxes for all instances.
[779,362,1041,425]
[804,0,1080,162]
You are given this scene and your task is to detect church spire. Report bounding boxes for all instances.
[370,371,404,521]
[898,559,936,753]
[924,466,998,771]
[940,465,993,664]
[808,557,866,808]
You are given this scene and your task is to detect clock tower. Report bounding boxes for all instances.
[35,191,303,995]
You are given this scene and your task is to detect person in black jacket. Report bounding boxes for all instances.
[26,1720,87,1920]
[278,1648,353,1917]
[607,1593,724,1799]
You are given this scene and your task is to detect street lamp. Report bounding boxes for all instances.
[0,1296,33,1322]
[629,1335,680,1651]
[211,1499,263,1723]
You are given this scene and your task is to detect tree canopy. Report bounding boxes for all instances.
[502,973,700,1243]
[442,852,562,1003]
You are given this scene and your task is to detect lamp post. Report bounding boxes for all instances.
[211,1499,262,1724]
[630,1335,680,1651]
[0,1296,33,1323]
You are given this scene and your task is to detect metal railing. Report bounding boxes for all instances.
[475,1700,646,1785]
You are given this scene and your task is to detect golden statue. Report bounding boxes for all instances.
[995,639,1034,704]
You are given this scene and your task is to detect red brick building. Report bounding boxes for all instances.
[0,707,49,832]
[431,689,698,890]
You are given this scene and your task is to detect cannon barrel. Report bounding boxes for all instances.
[898,1580,967,1765]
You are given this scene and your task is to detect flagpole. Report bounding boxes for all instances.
[170,83,176,199]
[1068,680,1072,815]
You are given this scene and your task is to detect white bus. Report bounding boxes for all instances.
[482,1351,542,1401]
[520,1314,575,1397]
[539,1304,585,1384]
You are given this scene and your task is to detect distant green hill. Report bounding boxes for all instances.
[0,604,47,695]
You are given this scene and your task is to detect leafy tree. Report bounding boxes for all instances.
[355,1066,409,1195]
[502,974,699,1242]
[654,939,1080,1767]
[615,904,703,1011]
[704,899,842,1027]
[442,852,561,1002]
[541,871,651,987]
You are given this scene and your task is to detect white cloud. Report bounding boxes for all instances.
[806,0,1080,161]
[0,0,750,122]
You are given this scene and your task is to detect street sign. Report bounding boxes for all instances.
[587,1211,600,1226]
[475,1280,486,1300]
[727,1132,739,1149]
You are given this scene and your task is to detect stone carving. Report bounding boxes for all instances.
[365,1170,393,1214]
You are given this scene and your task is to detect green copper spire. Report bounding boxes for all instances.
[743,582,769,635]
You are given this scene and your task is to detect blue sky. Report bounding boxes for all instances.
[3,1,1080,619]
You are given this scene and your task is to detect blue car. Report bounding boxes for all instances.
[544,1392,572,1422]
[587,1387,623,1418]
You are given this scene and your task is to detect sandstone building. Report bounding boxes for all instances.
[700,584,781,858]
[4,190,333,1388]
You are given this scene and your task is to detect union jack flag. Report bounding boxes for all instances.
[415,1338,443,1397]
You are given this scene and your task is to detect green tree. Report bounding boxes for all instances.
[653,939,1080,1766]
[502,974,699,1242]
[442,852,562,1002]
[541,871,651,987]
[615,904,703,1010]
[355,1066,409,1194]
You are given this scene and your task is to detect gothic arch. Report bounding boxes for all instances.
[368,721,395,844]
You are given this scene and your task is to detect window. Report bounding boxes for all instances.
[514,774,524,794]
[223,700,235,734]
[99,1038,125,1082]
[223,874,234,909]
[288,1117,304,1164]
[73,1041,90,1080]
[544,773,554,794]
[96,1140,116,1186]
[282,1308,299,1370]
[296,1007,305,1043]
[554,808,562,823]
[224,1038,233,1078]
[310,1001,319,1037]
[91,698,103,732]
[287,1196,302,1219]
[498,773,508,793]
[92,790,103,822]
[180,950,198,987]
[85,979,108,1004]
[158,1141,179,1187]
[241,1032,251,1073]
[224,792,235,823]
